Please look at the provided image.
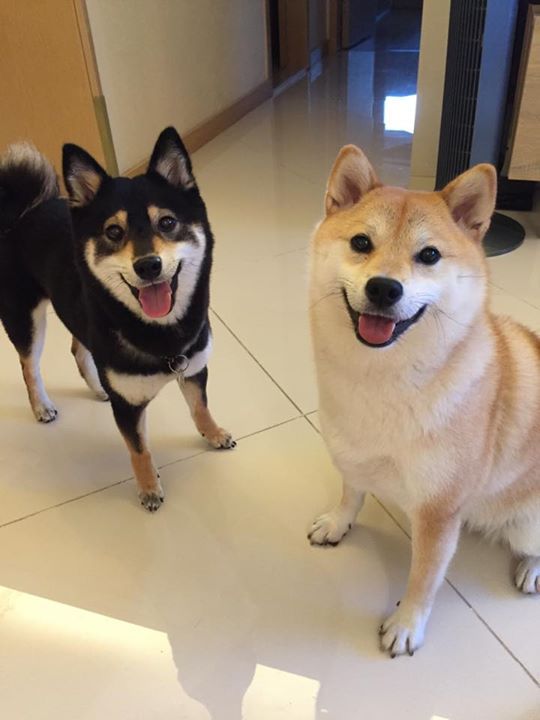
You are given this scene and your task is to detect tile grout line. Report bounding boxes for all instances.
[304,417,539,687]
[489,279,540,314]
[157,414,303,474]
[231,134,326,190]
[444,578,539,687]
[4,411,537,685]
[0,477,134,530]
[209,308,305,415]
[1,304,311,529]
[0,415,304,531]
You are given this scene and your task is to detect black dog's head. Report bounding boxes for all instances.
[63,127,211,323]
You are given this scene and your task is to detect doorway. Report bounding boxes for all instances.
[267,0,311,87]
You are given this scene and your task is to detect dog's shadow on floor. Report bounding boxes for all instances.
[163,522,410,719]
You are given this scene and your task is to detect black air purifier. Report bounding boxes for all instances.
[435,0,527,256]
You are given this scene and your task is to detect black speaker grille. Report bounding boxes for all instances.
[436,0,487,188]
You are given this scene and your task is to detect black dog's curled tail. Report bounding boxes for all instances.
[0,142,59,237]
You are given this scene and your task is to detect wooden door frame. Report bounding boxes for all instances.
[73,0,118,174]
[265,0,341,89]
[266,0,310,87]
[328,0,342,54]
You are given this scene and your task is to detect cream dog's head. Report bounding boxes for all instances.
[311,145,496,349]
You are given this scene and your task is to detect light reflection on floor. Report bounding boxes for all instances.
[384,94,417,133]
[243,664,319,719]
[1,585,324,719]
[0,585,209,718]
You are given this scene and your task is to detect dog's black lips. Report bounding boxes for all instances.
[121,261,182,309]
[341,288,426,348]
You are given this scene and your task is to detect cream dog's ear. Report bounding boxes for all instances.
[440,164,497,242]
[325,145,379,216]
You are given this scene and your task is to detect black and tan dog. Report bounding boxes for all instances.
[0,127,235,511]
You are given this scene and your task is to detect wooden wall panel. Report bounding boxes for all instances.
[508,6,540,181]
[275,0,310,84]
[0,1,104,176]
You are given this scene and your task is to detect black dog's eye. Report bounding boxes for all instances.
[350,234,373,254]
[105,224,124,242]
[417,246,441,265]
[158,216,177,233]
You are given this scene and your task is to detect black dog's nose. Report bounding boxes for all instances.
[365,277,403,308]
[133,255,162,281]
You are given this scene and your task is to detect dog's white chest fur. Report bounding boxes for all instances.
[105,338,212,406]
[106,369,172,406]
[318,363,418,508]
[312,310,493,513]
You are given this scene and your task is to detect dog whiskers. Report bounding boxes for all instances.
[432,304,468,329]
[310,289,342,311]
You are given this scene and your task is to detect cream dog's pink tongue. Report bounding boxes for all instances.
[138,282,172,318]
[358,314,396,345]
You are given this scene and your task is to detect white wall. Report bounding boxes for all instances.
[409,0,451,190]
[86,0,268,172]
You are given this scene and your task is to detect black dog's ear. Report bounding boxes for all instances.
[147,127,195,190]
[63,144,109,207]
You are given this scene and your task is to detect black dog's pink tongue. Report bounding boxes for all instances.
[138,282,172,318]
[358,314,396,345]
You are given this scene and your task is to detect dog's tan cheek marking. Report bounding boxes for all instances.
[85,236,133,267]
[147,205,160,223]
[151,235,168,253]
[118,240,135,262]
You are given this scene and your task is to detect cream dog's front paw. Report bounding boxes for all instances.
[379,605,429,657]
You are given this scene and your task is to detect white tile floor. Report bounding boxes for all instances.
[1,19,539,720]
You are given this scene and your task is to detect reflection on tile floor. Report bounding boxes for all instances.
[1,9,538,719]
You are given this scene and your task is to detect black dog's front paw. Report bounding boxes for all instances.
[205,428,237,450]
[139,492,164,512]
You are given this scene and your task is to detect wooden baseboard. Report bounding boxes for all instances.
[126,79,272,177]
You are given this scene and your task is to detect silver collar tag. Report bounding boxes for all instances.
[166,355,189,375]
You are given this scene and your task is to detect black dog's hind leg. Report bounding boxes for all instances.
[109,394,163,512]
[1,298,57,423]
[71,337,109,401]
[19,300,57,422]
[179,367,236,449]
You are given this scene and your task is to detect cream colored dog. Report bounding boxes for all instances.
[308,145,540,657]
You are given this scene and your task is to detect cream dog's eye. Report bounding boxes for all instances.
[417,246,441,265]
[350,234,373,254]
